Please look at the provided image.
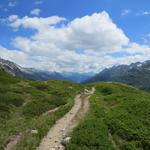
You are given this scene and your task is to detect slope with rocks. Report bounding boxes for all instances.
[86,60,150,91]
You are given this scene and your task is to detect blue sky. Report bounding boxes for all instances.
[0,0,150,45]
[0,0,150,72]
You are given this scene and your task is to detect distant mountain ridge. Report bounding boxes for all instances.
[0,58,67,81]
[86,60,150,91]
[0,58,93,82]
[3,58,150,90]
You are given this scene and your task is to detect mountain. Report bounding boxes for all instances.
[62,72,94,83]
[0,58,94,82]
[0,58,67,81]
[86,60,150,91]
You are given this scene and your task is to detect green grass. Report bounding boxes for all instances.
[15,96,75,149]
[0,69,83,149]
[0,69,150,150]
[66,83,150,150]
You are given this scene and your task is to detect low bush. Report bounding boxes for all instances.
[23,99,53,117]
[0,84,9,93]
[0,102,10,119]
[22,94,67,117]
[34,82,49,90]
[0,92,24,107]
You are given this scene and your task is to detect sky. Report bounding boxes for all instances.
[0,0,150,73]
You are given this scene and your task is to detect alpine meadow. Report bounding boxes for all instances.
[0,0,150,150]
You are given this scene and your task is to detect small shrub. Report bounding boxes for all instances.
[31,82,49,90]
[0,102,10,118]
[22,95,67,117]
[22,99,54,117]
[0,84,9,93]
[0,92,24,107]
[50,96,67,106]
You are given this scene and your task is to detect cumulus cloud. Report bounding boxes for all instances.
[0,45,27,65]
[1,11,150,73]
[7,11,129,53]
[7,15,66,30]
[124,42,150,55]
[65,12,129,52]
[30,8,41,16]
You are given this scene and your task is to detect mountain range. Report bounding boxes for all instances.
[86,61,150,91]
[0,58,67,81]
[0,58,92,82]
[2,57,150,91]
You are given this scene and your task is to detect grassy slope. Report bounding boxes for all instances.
[66,83,150,150]
[1,69,150,150]
[0,69,83,149]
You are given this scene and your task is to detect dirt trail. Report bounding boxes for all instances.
[4,107,60,150]
[4,133,22,150]
[37,87,95,150]
[41,107,60,117]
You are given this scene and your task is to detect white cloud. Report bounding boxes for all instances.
[30,8,41,16]
[1,11,150,73]
[8,15,18,22]
[136,11,150,16]
[8,0,17,7]
[121,9,132,16]
[8,11,129,53]
[65,12,129,52]
[142,11,150,15]
[123,43,150,55]
[7,15,66,30]
[0,45,27,65]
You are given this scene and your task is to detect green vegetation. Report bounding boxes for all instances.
[0,69,82,149]
[66,83,150,150]
[0,68,150,150]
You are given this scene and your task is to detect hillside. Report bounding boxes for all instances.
[0,69,150,150]
[0,69,82,149]
[66,83,150,150]
[86,61,150,91]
